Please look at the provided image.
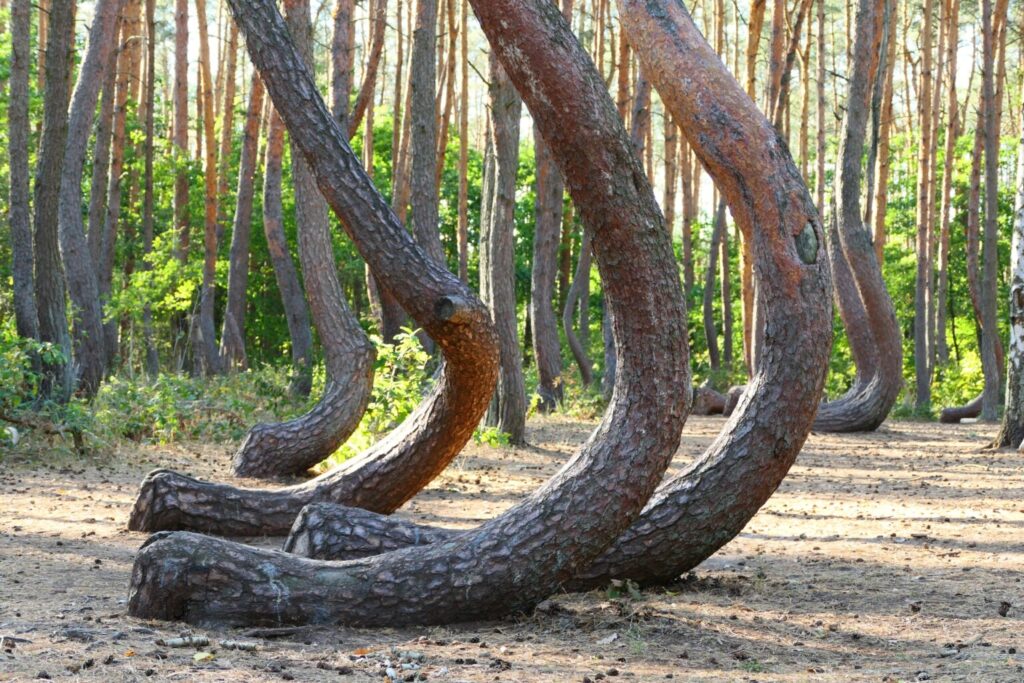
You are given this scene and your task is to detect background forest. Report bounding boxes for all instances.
[0,0,1022,455]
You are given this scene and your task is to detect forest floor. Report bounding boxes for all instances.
[1,416,1022,682]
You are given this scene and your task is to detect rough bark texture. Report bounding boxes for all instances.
[285,0,832,597]
[531,130,565,412]
[262,107,315,397]
[33,0,74,399]
[347,0,388,139]
[913,0,935,409]
[7,0,39,342]
[219,74,266,370]
[480,56,527,444]
[128,0,500,534]
[57,0,123,397]
[978,0,1003,421]
[128,0,688,627]
[812,0,902,432]
[410,0,444,268]
[193,0,223,376]
[995,110,1024,447]
[934,0,958,366]
[87,46,117,280]
[231,0,376,478]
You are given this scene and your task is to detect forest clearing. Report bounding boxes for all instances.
[1,418,1022,681]
[2,0,1024,678]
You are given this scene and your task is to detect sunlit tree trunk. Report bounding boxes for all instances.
[934,0,959,366]
[480,55,527,443]
[141,0,159,377]
[995,98,1024,446]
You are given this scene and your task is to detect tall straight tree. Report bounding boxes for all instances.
[532,133,565,412]
[141,0,159,377]
[57,0,123,397]
[914,0,935,409]
[193,0,223,375]
[32,0,75,399]
[262,106,315,396]
[996,94,1024,447]
[410,0,444,267]
[7,0,39,342]
[978,0,1005,420]
[220,74,266,369]
[480,55,527,444]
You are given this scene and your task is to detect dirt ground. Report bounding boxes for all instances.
[1,416,1022,682]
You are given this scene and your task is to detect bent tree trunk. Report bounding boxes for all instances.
[127,2,500,534]
[230,0,376,478]
[128,0,689,626]
[812,0,901,432]
[286,0,833,592]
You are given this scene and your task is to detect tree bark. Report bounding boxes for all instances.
[33,0,75,399]
[262,107,315,398]
[284,0,833,594]
[99,6,137,370]
[703,199,725,371]
[127,0,501,533]
[86,45,117,280]
[220,74,266,370]
[532,132,565,412]
[231,0,376,478]
[995,100,1024,446]
[978,0,1004,420]
[562,226,595,386]
[480,56,527,444]
[411,0,444,269]
[812,0,902,432]
[216,22,240,237]
[7,0,39,342]
[173,0,190,264]
[193,0,223,376]
[141,0,159,377]
[913,0,935,409]
[347,0,388,138]
[57,0,123,398]
[129,0,688,628]
[871,0,897,264]
[934,0,959,366]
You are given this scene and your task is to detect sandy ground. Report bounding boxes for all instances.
[1,416,1022,682]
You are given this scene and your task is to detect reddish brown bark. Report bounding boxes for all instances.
[128,0,688,626]
[287,0,833,594]
[813,0,901,432]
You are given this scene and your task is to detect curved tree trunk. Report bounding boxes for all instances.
[128,0,689,626]
[286,0,832,592]
[8,0,40,343]
[812,0,902,432]
[262,107,315,398]
[127,1,500,532]
[480,55,527,444]
[562,226,595,386]
[531,131,565,412]
[230,0,375,478]
[57,0,123,398]
[219,73,266,370]
[33,0,74,399]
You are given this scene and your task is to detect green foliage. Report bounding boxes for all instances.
[321,329,433,467]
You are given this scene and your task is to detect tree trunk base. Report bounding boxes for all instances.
[692,385,726,415]
[940,393,982,423]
